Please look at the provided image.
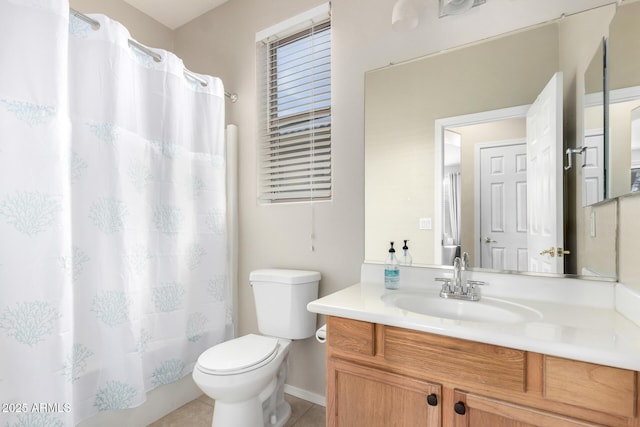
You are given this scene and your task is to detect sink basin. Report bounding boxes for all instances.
[381,290,542,323]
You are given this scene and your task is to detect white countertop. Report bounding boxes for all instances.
[307,265,640,372]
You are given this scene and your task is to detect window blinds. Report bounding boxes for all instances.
[257,12,332,203]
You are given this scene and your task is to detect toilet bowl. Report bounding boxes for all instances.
[192,269,320,427]
[193,334,291,426]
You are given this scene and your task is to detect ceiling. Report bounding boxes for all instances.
[122,0,229,29]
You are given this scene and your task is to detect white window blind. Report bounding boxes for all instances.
[257,9,331,203]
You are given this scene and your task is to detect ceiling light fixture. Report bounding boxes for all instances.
[392,0,419,31]
[439,0,486,17]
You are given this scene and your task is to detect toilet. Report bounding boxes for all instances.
[192,269,321,427]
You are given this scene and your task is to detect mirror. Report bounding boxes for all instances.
[365,4,618,279]
[582,40,606,206]
[605,1,640,200]
[582,1,640,206]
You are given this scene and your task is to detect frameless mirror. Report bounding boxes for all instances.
[365,4,618,279]
[582,40,606,206]
[606,1,640,199]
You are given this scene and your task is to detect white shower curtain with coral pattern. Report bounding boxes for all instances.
[0,1,232,425]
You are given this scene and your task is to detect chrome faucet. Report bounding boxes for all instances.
[461,252,469,269]
[452,257,464,294]
[436,255,486,301]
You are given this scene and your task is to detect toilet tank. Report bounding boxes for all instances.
[250,269,320,340]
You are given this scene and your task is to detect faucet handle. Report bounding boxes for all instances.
[466,280,486,300]
[467,280,486,287]
[435,277,452,293]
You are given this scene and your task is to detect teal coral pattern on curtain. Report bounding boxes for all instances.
[0,1,232,425]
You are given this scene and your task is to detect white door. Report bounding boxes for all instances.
[526,72,564,273]
[582,129,604,206]
[479,142,528,271]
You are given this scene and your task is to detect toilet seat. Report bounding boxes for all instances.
[196,334,280,375]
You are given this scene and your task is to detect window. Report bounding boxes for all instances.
[257,5,332,203]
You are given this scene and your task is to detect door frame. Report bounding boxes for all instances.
[434,105,530,264]
[475,138,527,269]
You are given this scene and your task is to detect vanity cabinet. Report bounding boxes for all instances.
[332,359,441,426]
[325,316,640,427]
[452,391,602,427]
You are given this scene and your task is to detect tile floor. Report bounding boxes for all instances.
[149,394,326,427]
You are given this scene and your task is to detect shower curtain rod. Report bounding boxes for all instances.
[69,8,238,103]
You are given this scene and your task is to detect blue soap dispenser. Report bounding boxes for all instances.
[384,241,400,289]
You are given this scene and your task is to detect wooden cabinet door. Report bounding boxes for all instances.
[452,391,602,427]
[328,359,441,427]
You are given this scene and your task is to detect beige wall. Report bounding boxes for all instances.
[620,195,640,288]
[609,1,640,92]
[173,0,622,398]
[175,0,364,397]
[579,200,618,276]
[610,100,640,196]
[70,0,174,50]
[69,0,640,408]
[175,0,616,398]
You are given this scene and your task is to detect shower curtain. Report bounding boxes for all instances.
[0,1,232,425]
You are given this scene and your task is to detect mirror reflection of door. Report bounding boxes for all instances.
[438,72,564,273]
[478,141,528,271]
[582,129,605,206]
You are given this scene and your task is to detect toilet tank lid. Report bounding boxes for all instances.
[250,269,321,285]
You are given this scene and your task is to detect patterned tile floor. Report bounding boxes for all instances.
[148,394,326,427]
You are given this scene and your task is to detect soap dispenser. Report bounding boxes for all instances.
[400,240,413,266]
[384,241,400,289]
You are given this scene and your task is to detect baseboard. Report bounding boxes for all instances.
[284,384,326,407]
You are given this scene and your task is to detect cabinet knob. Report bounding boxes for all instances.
[426,394,438,406]
[454,401,466,415]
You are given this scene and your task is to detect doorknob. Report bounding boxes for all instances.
[539,247,572,257]
[539,247,555,257]
[484,237,497,243]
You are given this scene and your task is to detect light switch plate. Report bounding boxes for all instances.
[419,218,432,230]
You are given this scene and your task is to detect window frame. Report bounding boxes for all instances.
[257,7,332,205]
